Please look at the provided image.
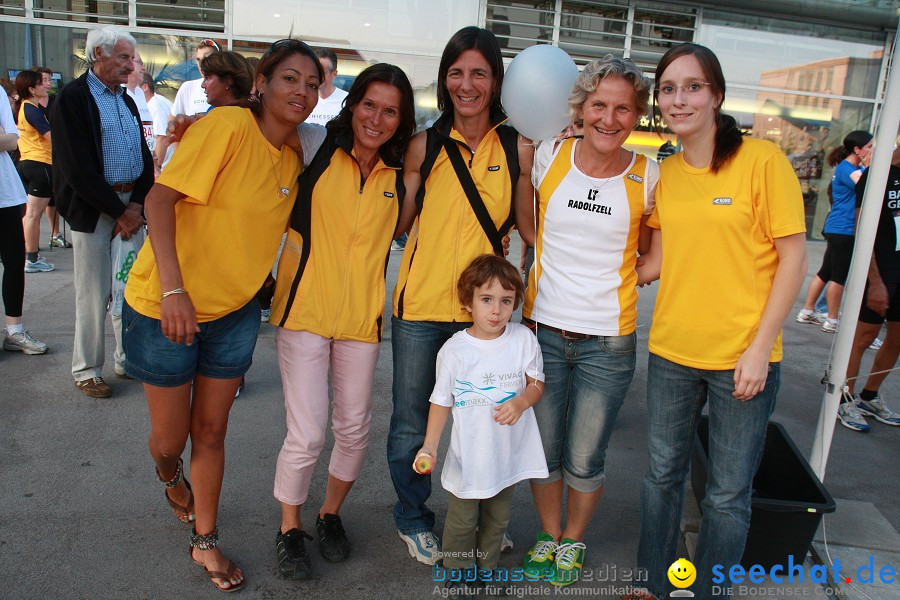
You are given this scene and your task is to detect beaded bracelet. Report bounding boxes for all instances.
[161,287,188,300]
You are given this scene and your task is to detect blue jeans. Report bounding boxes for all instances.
[637,354,780,600]
[533,327,636,492]
[388,317,467,534]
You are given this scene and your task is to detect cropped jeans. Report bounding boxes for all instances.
[637,353,780,600]
[387,317,467,534]
[532,327,636,492]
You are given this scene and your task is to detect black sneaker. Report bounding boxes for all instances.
[276,528,313,579]
[316,513,352,562]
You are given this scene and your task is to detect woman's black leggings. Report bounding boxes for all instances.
[0,204,25,318]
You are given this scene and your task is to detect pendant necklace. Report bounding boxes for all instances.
[267,148,291,198]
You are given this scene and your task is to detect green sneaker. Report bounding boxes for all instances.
[522,531,558,579]
[548,538,586,586]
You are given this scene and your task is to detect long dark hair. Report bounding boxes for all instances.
[826,130,872,168]
[14,70,42,117]
[240,38,324,117]
[327,63,416,164]
[653,43,742,173]
[436,26,505,119]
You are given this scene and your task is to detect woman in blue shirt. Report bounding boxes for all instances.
[795,130,872,332]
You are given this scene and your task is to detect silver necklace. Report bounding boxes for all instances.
[266,148,290,198]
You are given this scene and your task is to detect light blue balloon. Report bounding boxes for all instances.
[501,45,579,142]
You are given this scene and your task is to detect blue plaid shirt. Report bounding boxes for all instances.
[86,70,144,185]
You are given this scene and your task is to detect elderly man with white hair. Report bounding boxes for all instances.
[51,26,154,398]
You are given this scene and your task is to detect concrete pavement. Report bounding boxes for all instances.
[1,232,898,599]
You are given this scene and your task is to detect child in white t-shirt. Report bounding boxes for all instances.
[414,254,547,586]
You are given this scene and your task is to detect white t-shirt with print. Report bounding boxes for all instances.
[171,79,210,116]
[307,87,348,126]
[429,323,548,499]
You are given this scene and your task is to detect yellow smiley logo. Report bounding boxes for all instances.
[668,558,696,588]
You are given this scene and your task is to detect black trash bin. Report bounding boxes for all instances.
[691,416,836,569]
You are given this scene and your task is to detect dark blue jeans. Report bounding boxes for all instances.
[387,317,467,534]
[637,353,780,599]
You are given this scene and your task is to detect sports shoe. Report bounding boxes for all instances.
[501,530,513,553]
[523,531,558,579]
[3,331,48,355]
[234,376,244,398]
[869,337,883,350]
[796,309,823,324]
[49,234,71,248]
[822,318,839,333]
[316,513,352,562]
[260,308,271,322]
[398,530,441,565]
[276,528,313,579]
[547,538,586,586]
[391,241,405,251]
[837,395,870,432]
[24,256,54,273]
[856,394,900,426]
[75,377,112,398]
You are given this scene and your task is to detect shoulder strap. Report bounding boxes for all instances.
[277,134,339,327]
[414,127,441,213]
[495,124,520,238]
[442,138,505,256]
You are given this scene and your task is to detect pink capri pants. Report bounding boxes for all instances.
[274,328,380,505]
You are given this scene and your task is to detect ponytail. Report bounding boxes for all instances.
[827,129,872,168]
[711,112,743,173]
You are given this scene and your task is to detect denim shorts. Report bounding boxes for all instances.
[122,299,261,387]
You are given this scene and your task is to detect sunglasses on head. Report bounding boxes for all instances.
[198,39,221,51]
[262,38,312,59]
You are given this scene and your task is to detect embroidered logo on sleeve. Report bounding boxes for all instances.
[712,197,732,205]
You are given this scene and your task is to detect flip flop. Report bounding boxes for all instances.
[164,477,195,524]
[190,547,246,593]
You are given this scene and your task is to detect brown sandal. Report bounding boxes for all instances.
[190,529,246,593]
[157,457,195,524]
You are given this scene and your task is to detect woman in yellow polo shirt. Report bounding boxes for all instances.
[14,70,54,273]
[629,43,808,600]
[122,39,324,593]
[387,25,533,566]
[268,63,415,580]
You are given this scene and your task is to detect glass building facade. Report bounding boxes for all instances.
[0,0,896,237]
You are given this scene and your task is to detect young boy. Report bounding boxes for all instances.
[414,254,547,591]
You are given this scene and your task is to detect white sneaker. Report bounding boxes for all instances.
[260,308,271,322]
[796,309,822,324]
[869,337,883,350]
[857,394,900,426]
[837,394,870,432]
[3,331,48,354]
[822,318,839,333]
[397,530,441,565]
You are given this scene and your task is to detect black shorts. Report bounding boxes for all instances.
[859,281,900,324]
[17,160,52,198]
[816,233,854,286]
